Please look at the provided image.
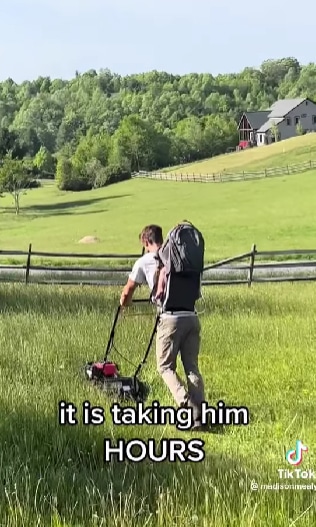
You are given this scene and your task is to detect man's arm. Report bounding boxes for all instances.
[120,278,138,307]
[120,258,146,307]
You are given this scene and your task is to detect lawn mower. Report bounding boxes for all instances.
[84,300,159,403]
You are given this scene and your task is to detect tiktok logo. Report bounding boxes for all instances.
[286,440,308,466]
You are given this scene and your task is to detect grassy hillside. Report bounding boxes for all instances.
[162,134,316,175]
[1,168,316,265]
[1,282,316,526]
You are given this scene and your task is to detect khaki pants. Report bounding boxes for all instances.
[155,314,205,422]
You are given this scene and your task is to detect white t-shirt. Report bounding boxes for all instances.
[129,251,158,291]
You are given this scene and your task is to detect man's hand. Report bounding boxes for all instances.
[120,291,132,307]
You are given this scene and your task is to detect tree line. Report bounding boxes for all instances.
[1,56,316,204]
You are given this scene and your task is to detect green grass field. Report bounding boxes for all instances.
[1,135,316,525]
[1,162,316,267]
[1,282,316,526]
[162,134,316,175]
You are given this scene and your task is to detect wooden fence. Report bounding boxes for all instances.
[1,243,316,287]
[201,245,316,286]
[0,244,144,286]
[132,159,316,183]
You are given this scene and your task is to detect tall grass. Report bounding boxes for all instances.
[0,283,316,526]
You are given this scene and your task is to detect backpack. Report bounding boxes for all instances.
[152,220,205,312]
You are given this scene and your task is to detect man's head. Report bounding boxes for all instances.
[139,224,163,252]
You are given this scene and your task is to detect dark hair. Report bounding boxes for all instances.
[139,224,163,245]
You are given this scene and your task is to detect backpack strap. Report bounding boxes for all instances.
[150,253,164,304]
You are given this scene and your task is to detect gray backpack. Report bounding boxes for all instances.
[154,221,205,312]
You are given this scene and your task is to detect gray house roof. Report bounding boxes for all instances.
[267,98,306,118]
[257,117,283,133]
[242,111,270,130]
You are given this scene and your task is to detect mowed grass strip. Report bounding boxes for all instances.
[162,134,316,175]
[0,282,316,526]
[1,169,316,266]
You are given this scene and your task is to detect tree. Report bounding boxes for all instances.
[71,130,111,174]
[0,152,35,214]
[260,58,301,87]
[270,123,279,142]
[56,156,76,190]
[174,117,205,162]
[34,145,55,176]
[0,127,28,159]
[110,115,157,172]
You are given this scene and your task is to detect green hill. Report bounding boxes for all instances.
[162,134,316,175]
[1,163,316,265]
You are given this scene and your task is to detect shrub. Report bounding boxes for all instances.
[56,156,131,192]
[56,157,92,191]
[94,164,131,188]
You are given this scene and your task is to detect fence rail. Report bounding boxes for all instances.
[0,244,145,285]
[132,159,316,183]
[1,243,316,288]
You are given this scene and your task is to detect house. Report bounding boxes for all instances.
[237,98,316,148]
[238,111,270,149]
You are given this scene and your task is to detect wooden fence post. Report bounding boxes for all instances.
[25,243,32,284]
[247,243,256,287]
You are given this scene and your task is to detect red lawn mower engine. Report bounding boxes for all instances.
[84,360,148,403]
[86,361,119,380]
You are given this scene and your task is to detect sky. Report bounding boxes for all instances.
[0,0,315,83]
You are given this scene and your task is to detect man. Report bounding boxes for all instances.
[120,224,206,431]
[120,224,163,306]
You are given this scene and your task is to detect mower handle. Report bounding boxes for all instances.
[133,313,160,379]
[103,298,153,361]
[104,304,121,360]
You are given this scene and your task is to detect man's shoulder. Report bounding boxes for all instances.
[132,251,157,272]
[138,252,158,265]
[129,251,158,287]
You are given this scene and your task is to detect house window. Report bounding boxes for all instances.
[312,116,316,125]
[295,116,300,125]
[286,118,291,125]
